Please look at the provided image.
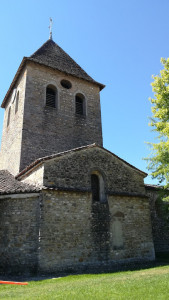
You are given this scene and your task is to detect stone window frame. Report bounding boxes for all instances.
[45,83,59,109]
[91,169,106,203]
[74,92,87,116]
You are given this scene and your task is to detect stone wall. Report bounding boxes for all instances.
[22,164,44,188]
[38,190,93,273]
[0,194,40,274]
[0,188,155,275]
[0,69,27,175]
[38,190,154,274]
[108,195,154,261]
[20,62,103,172]
[146,186,169,254]
[44,146,146,195]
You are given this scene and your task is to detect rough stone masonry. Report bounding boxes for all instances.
[0,38,161,275]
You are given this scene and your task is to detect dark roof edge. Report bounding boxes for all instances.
[27,58,105,90]
[42,187,147,198]
[98,145,147,177]
[42,186,147,198]
[16,144,96,180]
[145,184,164,190]
[0,190,40,196]
[1,57,105,108]
[16,143,147,180]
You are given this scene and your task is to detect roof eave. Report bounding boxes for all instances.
[27,58,105,90]
[1,57,105,108]
[16,143,147,180]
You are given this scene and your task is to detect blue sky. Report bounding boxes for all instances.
[0,0,169,184]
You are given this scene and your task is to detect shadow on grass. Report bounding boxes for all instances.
[1,255,169,282]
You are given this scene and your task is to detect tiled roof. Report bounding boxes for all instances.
[30,39,104,89]
[1,39,105,108]
[16,144,147,180]
[0,170,40,195]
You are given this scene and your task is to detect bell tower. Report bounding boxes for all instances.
[0,39,104,175]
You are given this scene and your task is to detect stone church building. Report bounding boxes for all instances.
[0,37,160,275]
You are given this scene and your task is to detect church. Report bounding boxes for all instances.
[0,36,157,275]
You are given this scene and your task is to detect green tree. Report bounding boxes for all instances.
[147,58,169,189]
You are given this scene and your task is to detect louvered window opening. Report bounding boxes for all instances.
[46,88,56,108]
[76,96,83,115]
[91,174,100,202]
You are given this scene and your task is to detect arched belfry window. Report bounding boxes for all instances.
[7,107,11,127]
[75,93,85,115]
[46,85,57,108]
[91,171,106,203]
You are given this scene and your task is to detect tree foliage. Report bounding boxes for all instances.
[148,58,169,188]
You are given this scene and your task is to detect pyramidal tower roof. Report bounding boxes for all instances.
[1,39,105,108]
[30,39,102,85]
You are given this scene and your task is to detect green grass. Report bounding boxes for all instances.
[0,266,169,299]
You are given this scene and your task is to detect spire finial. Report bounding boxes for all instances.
[49,18,53,40]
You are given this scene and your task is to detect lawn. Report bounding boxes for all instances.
[0,266,169,299]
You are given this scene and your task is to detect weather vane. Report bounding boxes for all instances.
[49,18,53,40]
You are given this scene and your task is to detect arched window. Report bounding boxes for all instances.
[91,171,106,202]
[75,93,85,115]
[7,107,11,127]
[46,85,57,108]
[91,174,100,202]
[15,91,19,113]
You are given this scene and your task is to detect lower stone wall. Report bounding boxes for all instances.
[108,195,155,261]
[0,194,40,275]
[146,187,169,254]
[38,190,94,273]
[0,190,155,275]
[38,190,155,273]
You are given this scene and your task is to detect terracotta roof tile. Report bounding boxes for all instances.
[0,170,39,195]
